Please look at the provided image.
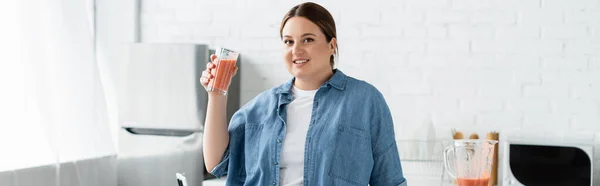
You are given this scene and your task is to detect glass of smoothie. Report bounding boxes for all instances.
[206,47,239,95]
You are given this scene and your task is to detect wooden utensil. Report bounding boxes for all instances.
[469,133,479,139]
[452,129,464,139]
[486,131,499,186]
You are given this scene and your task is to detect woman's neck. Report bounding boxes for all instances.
[293,70,334,90]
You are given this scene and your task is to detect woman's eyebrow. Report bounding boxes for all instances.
[282,33,317,38]
[301,33,316,37]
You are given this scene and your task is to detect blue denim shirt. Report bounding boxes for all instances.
[210,70,407,186]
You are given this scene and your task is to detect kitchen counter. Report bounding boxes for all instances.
[202,177,226,186]
[203,176,454,186]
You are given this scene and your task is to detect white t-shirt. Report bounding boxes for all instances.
[279,86,317,186]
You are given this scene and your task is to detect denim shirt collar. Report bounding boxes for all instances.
[275,69,347,95]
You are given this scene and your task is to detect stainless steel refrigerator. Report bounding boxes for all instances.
[117,43,240,186]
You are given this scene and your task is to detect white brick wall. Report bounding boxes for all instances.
[140,0,600,182]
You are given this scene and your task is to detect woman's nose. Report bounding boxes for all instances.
[291,43,305,55]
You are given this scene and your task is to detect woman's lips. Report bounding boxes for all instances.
[293,59,309,64]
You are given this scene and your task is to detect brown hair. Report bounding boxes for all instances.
[280,2,338,68]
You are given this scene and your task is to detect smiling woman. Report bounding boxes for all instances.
[201,2,407,186]
[279,3,338,90]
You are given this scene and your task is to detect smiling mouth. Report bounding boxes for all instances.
[293,59,309,64]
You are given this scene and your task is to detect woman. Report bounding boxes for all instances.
[201,2,406,186]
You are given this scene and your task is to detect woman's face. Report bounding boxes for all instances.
[281,16,336,80]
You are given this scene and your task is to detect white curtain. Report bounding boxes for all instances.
[0,0,116,183]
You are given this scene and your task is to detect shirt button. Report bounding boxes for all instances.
[272,182,276,185]
[276,139,281,143]
[274,162,278,165]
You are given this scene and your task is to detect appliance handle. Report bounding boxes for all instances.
[443,146,458,179]
[124,127,196,137]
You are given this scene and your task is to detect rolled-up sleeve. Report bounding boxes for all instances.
[369,92,407,186]
[209,147,230,178]
[208,108,247,179]
[370,141,407,186]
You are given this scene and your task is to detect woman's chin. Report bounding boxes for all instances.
[291,69,310,79]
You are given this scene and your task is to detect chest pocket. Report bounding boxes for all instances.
[329,126,374,186]
[244,123,263,175]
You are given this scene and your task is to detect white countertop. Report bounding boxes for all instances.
[203,176,455,186]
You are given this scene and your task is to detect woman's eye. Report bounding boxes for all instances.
[303,38,314,42]
[284,40,293,45]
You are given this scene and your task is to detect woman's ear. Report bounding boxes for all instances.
[329,38,337,55]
